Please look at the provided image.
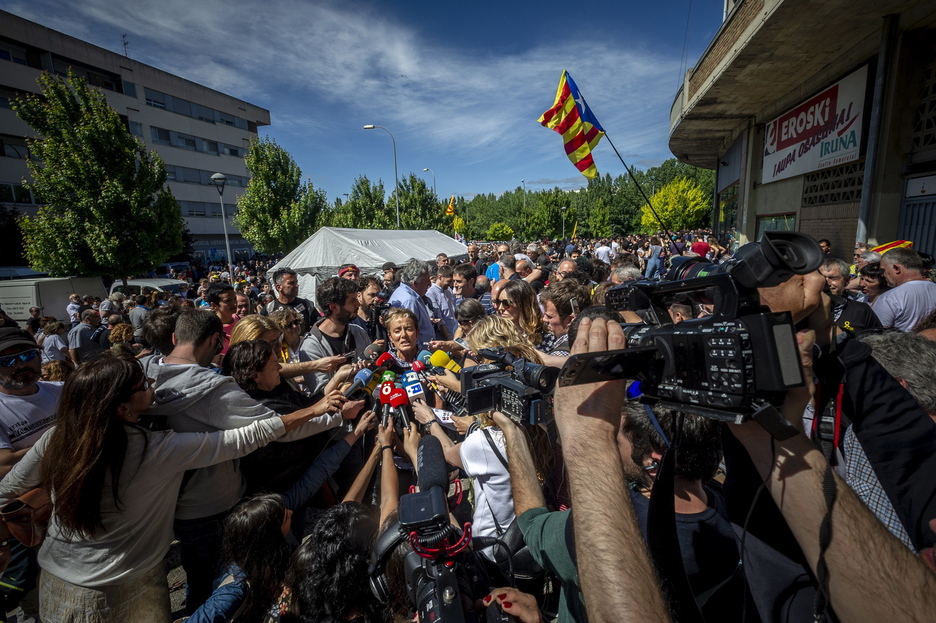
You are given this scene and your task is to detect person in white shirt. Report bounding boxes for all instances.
[874,248,936,331]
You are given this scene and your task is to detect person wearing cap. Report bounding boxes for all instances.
[67,309,105,366]
[0,327,60,620]
[338,264,360,280]
[25,306,43,336]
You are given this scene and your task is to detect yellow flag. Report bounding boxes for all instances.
[571,221,578,239]
[445,195,455,216]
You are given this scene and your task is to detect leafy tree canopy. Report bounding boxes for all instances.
[640,178,710,233]
[13,71,183,278]
[235,136,328,254]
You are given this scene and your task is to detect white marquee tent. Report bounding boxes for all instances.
[268,227,468,300]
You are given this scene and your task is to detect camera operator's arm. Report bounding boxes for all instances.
[555,318,671,623]
[730,332,936,621]
[378,423,401,527]
[412,401,464,469]
[492,411,545,515]
[539,352,569,369]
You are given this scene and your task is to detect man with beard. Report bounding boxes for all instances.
[0,328,60,620]
[267,268,319,333]
[301,277,371,393]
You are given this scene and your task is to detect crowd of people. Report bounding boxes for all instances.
[0,229,935,623]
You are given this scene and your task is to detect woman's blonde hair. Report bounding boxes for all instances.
[108,323,135,344]
[466,315,544,364]
[500,280,544,345]
[230,315,281,346]
[382,307,417,331]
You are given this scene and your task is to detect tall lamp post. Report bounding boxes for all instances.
[210,172,235,279]
[561,206,568,240]
[363,124,401,229]
[422,167,436,198]
[521,179,526,212]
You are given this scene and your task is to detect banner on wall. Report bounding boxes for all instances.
[762,65,869,184]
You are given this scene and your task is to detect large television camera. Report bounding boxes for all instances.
[461,347,560,424]
[559,232,823,437]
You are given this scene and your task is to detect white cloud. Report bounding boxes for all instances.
[8,0,681,177]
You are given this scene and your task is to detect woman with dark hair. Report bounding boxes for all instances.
[0,354,325,623]
[285,502,380,623]
[207,282,240,356]
[859,261,891,306]
[221,340,369,503]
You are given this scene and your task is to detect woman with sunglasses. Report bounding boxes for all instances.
[493,280,546,348]
[0,353,331,623]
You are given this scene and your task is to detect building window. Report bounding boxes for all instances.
[756,214,796,240]
[717,182,739,235]
[145,87,166,109]
[0,136,29,159]
[122,80,137,98]
[175,133,197,150]
[128,121,143,137]
[151,127,171,145]
[802,160,864,207]
[0,183,35,204]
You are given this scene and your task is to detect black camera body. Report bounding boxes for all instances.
[560,232,823,431]
[461,348,559,424]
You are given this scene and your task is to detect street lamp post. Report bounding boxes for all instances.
[364,124,401,229]
[422,167,436,198]
[210,172,235,279]
[521,179,526,212]
[561,206,568,240]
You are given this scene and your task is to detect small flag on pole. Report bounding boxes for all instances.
[445,195,455,216]
[571,221,578,239]
[538,70,605,179]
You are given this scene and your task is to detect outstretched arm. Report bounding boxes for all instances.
[555,318,670,623]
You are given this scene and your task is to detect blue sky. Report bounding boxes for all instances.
[4,0,723,202]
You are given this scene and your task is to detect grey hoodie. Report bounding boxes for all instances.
[141,356,342,520]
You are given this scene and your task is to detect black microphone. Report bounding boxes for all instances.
[363,341,387,363]
[416,435,449,493]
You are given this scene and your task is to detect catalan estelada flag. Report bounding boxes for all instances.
[538,70,605,179]
[445,195,455,216]
[872,240,913,254]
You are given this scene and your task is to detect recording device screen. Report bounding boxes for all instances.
[559,346,658,387]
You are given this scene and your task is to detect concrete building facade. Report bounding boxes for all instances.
[0,11,271,262]
[669,0,936,258]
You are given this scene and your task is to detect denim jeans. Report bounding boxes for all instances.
[646,258,662,279]
[173,511,227,616]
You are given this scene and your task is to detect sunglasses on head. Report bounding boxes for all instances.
[0,349,40,368]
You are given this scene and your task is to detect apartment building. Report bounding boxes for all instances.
[0,10,271,262]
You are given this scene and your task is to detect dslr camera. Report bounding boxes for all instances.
[559,232,823,436]
[461,347,560,424]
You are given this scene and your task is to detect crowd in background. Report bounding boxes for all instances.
[0,229,935,623]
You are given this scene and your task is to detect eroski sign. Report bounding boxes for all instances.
[762,65,868,184]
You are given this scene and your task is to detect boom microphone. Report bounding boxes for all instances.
[343,368,374,398]
[430,350,462,374]
[416,435,449,493]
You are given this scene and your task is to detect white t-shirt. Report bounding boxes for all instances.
[871,279,936,332]
[460,427,515,557]
[0,381,62,451]
[595,245,614,264]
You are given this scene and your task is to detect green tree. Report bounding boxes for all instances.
[588,198,613,238]
[393,173,447,232]
[13,71,183,279]
[324,175,391,229]
[640,178,710,233]
[234,137,328,253]
[486,222,514,241]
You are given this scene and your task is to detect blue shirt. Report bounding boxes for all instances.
[389,282,436,347]
[485,262,501,282]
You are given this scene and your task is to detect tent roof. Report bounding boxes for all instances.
[270,227,468,275]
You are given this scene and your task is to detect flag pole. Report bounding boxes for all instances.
[575,90,679,251]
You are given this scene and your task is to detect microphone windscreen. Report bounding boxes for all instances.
[429,350,451,368]
[381,371,397,383]
[388,388,410,408]
[417,435,449,493]
[343,368,374,397]
[378,382,395,404]
[375,352,396,368]
[417,350,433,366]
[363,342,386,362]
[411,360,425,373]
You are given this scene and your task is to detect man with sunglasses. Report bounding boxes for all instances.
[0,328,59,621]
